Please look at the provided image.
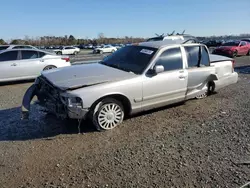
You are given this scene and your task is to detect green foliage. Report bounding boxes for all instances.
[0,39,6,45]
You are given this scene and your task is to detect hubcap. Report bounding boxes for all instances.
[98,103,124,130]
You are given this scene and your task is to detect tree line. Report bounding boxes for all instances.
[0,34,145,46]
[1,33,250,46]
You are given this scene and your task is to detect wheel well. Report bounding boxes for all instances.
[43,65,57,71]
[91,94,132,116]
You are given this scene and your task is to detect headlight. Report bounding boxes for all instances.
[67,97,83,108]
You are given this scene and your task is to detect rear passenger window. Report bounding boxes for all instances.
[184,46,199,68]
[0,51,18,61]
[21,51,38,59]
[185,46,210,68]
[155,48,183,71]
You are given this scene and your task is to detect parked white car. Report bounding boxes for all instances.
[0,49,71,82]
[0,45,37,51]
[53,46,80,55]
[93,45,117,54]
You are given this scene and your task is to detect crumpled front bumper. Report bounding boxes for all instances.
[21,83,89,120]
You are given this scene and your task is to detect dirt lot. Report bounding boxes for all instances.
[0,57,249,188]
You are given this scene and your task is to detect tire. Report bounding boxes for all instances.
[195,82,215,99]
[111,50,115,53]
[74,51,78,55]
[247,50,250,56]
[57,51,62,55]
[232,50,238,58]
[90,98,124,131]
[43,65,57,71]
[99,50,103,54]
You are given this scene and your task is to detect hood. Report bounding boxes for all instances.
[41,63,137,90]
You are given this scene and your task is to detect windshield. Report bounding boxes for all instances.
[222,42,240,46]
[99,45,157,74]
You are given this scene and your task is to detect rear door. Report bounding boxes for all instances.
[184,45,216,98]
[0,50,19,81]
[142,47,188,110]
[17,50,45,78]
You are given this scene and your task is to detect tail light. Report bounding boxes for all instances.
[232,60,235,72]
[61,57,70,62]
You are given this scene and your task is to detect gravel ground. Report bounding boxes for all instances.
[0,57,249,188]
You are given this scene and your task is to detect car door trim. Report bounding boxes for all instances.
[143,88,186,101]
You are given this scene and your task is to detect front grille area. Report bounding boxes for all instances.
[36,76,67,118]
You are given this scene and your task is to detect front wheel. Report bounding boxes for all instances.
[246,50,250,56]
[74,51,78,55]
[111,49,115,53]
[99,50,103,54]
[57,51,62,55]
[90,98,124,131]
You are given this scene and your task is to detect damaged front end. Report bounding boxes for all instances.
[21,76,89,120]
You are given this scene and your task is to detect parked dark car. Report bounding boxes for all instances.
[203,40,222,48]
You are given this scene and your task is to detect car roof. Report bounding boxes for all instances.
[0,48,54,54]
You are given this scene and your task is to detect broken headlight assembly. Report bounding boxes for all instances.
[67,97,83,108]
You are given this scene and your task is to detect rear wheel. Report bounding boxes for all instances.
[90,98,124,131]
[57,51,62,55]
[43,65,57,71]
[232,50,238,58]
[196,82,215,99]
[247,50,250,56]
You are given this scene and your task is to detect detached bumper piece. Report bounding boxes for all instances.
[21,84,37,120]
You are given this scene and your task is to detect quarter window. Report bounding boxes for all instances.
[21,51,39,59]
[38,52,46,58]
[0,51,18,61]
[155,48,183,71]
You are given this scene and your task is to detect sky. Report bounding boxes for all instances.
[1,0,250,40]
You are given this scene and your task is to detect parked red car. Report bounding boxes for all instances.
[212,41,250,58]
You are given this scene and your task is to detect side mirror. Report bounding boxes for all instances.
[153,65,164,74]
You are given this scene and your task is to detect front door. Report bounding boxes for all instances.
[238,41,248,55]
[142,47,188,110]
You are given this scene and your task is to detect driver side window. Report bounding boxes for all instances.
[155,47,183,72]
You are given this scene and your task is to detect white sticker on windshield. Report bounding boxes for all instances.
[140,49,154,55]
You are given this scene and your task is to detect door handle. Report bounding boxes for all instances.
[179,75,186,79]
[11,63,17,66]
[40,59,44,62]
